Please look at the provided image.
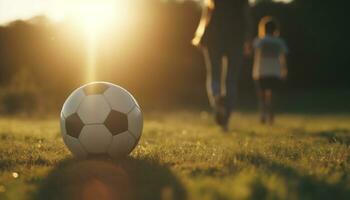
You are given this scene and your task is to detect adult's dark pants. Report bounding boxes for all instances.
[202,43,243,113]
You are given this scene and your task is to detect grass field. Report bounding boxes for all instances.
[0,111,349,200]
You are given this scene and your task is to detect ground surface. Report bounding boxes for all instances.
[0,111,349,200]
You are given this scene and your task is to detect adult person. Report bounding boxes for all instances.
[192,0,253,131]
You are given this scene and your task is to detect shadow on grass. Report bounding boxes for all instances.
[33,157,187,200]
[235,153,350,200]
[313,129,350,146]
[291,128,350,147]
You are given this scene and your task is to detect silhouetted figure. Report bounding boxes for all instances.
[193,0,253,131]
[253,16,288,125]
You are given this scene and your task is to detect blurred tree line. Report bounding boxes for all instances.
[0,0,348,114]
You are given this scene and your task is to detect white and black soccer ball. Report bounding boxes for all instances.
[60,82,143,158]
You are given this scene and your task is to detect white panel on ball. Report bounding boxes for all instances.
[63,135,88,158]
[104,86,136,114]
[62,89,85,118]
[79,125,113,154]
[77,95,111,124]
[60,115,67,137]
[108,131,136,158]
[127,106,143,140]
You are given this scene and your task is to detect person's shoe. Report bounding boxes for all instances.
[214,96,224,124]
[214,96,229,131]
[268,113,274,125]
[221,119,229,132]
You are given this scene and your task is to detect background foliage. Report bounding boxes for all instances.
[0,0,348,114]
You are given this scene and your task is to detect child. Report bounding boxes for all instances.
[253,16,288,124]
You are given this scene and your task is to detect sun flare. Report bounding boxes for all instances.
[72,1,119,82]
[49,0,129,82]
[73,2,118,35]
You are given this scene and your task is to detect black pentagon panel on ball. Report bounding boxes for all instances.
[65,113,84,138]
[83,83,109,95]
[104,110,128,135]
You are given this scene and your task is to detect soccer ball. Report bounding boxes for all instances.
[60,82,143,158]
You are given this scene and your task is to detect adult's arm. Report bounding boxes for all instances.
[192,0,215,47]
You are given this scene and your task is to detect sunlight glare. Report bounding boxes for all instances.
[71,1,119,82]
[48,1,129,82]
[75,2,117,82]
[74,2,118,35]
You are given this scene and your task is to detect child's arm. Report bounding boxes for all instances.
[279,53,288,80]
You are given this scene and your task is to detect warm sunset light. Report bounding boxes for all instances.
[53,1,126,82]
[0,0,349,199]
[65,2,118,34]
[70,2,117,82]
[3,0,133,83]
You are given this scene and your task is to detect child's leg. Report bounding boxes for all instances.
[264,89,274,124]
[257,86,267,123]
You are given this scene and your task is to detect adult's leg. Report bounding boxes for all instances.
[203,46,230,130]
[202,46,223,108]
[226,44,243,113]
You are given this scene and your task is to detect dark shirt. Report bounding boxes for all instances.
[203,0,251,47]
